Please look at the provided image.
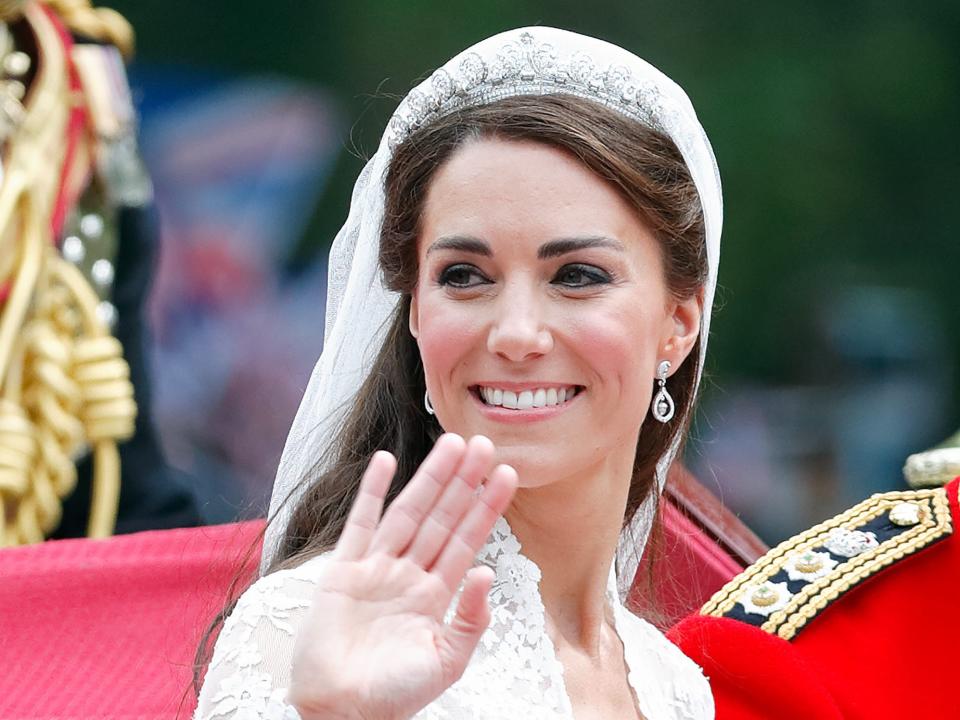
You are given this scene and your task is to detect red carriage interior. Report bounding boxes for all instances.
[0,467,763,720]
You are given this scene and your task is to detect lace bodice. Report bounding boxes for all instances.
[195,519,714,720]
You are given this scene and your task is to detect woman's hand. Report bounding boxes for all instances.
[288,434,518,720]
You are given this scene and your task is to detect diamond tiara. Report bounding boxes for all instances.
[387,31,679,149]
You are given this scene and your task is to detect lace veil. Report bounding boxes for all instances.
[263,27,723,594]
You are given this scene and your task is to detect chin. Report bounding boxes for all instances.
[439,417,619,488]
[490,446,576,489]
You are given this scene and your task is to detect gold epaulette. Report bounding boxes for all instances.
[701,487,952,641]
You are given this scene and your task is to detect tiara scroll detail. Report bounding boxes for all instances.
[387,31,676,149]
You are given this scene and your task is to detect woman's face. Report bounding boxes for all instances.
[410,137,701,488]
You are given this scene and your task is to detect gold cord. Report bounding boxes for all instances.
[0,3,136,545]
[0,190,135,543]
[42,0,133,59]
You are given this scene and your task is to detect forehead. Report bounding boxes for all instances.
[419,137,650,248]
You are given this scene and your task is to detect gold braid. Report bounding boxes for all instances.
[42,0,133,59]
[0,2,135,545]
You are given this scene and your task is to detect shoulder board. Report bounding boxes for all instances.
[700,486,952,640]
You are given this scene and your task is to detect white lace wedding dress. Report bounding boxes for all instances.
[194,518,714,720]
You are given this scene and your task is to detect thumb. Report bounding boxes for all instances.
[438,565,494,682]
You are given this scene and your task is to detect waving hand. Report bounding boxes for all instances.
[288,434,517,720]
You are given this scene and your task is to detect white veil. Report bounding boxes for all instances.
[263,27,723,596]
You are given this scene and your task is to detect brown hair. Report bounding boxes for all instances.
[194,93,707,695]
[271,93,706,570]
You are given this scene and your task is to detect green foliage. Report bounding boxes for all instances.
[111,0,960,409]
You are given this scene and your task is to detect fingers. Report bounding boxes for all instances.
[431,463,518,592]
[403,436,495,568]
[368,433,466,556]
[438,565,494,683]
[334,451,397,561]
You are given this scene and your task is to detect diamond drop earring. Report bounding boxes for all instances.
[651,360,675,423]
[424,389,435,416]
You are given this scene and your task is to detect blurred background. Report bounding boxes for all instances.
[107,0,959,544]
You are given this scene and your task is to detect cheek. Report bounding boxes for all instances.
[415,294,482,379]
[566,305,659,408]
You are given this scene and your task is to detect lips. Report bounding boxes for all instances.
[473,385,582,410]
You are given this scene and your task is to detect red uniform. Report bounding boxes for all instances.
[669,477,960,719]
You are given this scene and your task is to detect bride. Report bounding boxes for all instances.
[194,26,722,720]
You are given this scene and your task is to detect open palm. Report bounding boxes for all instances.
[289,434,517,720]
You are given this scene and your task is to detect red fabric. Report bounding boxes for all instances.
[0,498,745,718]
[669,615,843,719]
[669,477,960,720]
[0,521,263,720]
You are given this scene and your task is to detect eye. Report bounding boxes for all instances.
[552,263,612,288]
[438,263,491,288]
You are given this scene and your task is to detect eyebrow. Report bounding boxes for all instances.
[426,235,492,256]
[425,235,624,259]
[537,236,624,259]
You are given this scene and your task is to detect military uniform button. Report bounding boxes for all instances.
[3,50,30,77]
[889,502,921,527]
[96,301,117,329]
[80,213,104,239]
[91,259,115,286]
[62,236,85,263]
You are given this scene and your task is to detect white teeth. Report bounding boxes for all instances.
[478,385,579,410]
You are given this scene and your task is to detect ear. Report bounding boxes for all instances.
[408,290,420,340]
[660,290,703,373]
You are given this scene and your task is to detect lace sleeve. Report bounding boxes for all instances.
[194,557,327,720]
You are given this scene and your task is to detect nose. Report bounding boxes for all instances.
[486,281,554,362]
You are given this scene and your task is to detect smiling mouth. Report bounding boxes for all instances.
[471,385,583,410]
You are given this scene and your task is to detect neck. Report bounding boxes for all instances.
[504,454,633,656]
